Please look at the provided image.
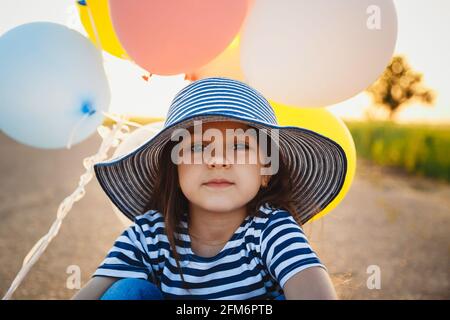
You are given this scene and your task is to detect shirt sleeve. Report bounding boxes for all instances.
[92,219,153,280]
[260,211,327,288]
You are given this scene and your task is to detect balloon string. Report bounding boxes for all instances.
[66,106,164,150]
[85,1,103,54]
[66,112,91,149]
[101,111,164,134]
[1,118,128,300]
[102,111,143,128]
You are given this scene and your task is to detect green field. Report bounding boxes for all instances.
[345,121,450,182]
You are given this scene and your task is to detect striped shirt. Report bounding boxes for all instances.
[92,203,327,300]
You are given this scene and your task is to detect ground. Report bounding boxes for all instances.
[0,132,448,299]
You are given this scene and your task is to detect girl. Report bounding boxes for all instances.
[72,77,347,300]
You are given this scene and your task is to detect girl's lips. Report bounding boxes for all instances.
[203,182,234,188]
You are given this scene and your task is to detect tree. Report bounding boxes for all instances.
[365,55,435,120]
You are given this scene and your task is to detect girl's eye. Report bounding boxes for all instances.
[191,143,206,152]
[234,143,249,151]
[190,142,249,152]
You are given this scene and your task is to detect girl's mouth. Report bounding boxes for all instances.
[203,182,234,188]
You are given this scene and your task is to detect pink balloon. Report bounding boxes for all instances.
[109,0,249,75]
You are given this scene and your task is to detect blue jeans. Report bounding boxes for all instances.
[100,278,163,300]
[100,278,286,300]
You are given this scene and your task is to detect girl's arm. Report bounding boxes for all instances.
[283,266,338,300]
[71,276,118,300]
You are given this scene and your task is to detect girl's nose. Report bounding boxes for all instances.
[205,151,232,169]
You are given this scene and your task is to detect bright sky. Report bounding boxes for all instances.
[1,0,449,123]
[328,0,450,124]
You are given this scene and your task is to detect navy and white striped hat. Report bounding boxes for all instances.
[94,77,347,224]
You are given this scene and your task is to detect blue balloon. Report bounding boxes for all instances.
[0,22,110,149]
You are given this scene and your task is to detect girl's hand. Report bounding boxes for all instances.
[71,276,118,300]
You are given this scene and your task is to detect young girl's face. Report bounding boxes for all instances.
[177,121,269,213]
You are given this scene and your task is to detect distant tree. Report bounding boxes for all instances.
[365,55,435,120]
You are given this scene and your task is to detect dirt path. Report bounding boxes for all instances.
[0,132,449,299]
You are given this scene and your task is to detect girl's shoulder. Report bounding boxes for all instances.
[257,204,303,236]
[132,209,165,230]
[257,203,292,220]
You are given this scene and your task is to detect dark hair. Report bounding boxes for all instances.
[144,126,304,285]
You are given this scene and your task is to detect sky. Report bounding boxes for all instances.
[328,0,450,124]
[1,0,449,123]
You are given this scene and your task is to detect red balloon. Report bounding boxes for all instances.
[109,0,249,75]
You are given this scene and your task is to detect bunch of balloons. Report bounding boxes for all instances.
[0,0,397,222]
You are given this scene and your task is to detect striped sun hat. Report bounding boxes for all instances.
[94,77,347,224]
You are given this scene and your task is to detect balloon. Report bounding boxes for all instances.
[185,0,256,81]
[111,121,165,227]
[76,0,128,59]
[0,22,110,149]
[241,0,397,107]
[108,0,249,75]
[185,35,245,82]
[271,103,357,221]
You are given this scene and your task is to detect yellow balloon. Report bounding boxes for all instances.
[77,0,128,59]
[271,102,356,222]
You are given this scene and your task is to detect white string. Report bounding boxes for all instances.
[101,110,165,133]
[2,118,129,300]
[66,112,91,149]
[85,1,102,55]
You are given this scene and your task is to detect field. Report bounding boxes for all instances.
[346,121,450,182]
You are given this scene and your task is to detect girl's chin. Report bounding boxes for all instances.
[197,204,241,213]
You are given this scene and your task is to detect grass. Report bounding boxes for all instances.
[345,121,450,182]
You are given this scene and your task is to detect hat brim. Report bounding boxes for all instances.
[94,113,347,224]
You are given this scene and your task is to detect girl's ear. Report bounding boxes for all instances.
[261,161,273,188]
[262,175,270,188]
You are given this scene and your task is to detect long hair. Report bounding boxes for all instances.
[144,126,311,285]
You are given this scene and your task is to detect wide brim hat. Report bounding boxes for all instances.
[94,77,347,224]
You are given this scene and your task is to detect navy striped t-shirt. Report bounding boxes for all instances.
[92,203,326,300]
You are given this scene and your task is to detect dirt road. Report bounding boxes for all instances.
[0,132,448,299]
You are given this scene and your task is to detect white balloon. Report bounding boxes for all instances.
[111,122,165,227]
[0,22,110,149]
[240,0,397,107]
